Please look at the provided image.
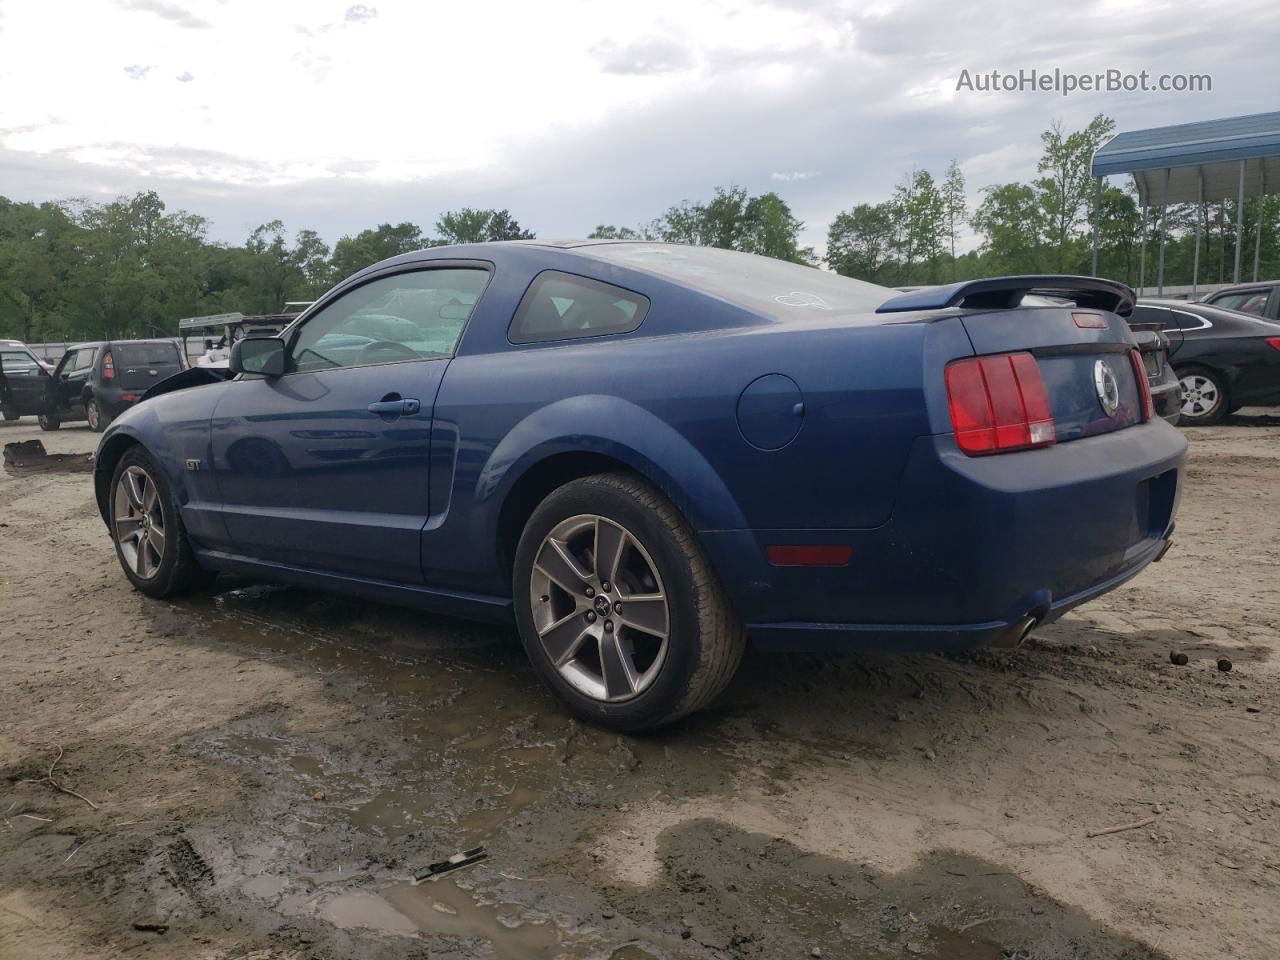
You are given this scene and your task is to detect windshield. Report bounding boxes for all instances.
[581,244,894,317]
[115,342,182,365]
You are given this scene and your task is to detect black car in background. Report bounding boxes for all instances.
[1130,299,1280,425]
[40,340,185,432]
[1126,325,1181,425]
[1201,281,1280,322]
[0,339,51,421]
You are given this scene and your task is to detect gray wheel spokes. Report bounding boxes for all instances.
[599,632,639,699]
[529,513,670,703]
[538,611,591,666]
[615,593,668,638]
[535,538,591,597]
[593,518,626,587]
[114,465,165,580]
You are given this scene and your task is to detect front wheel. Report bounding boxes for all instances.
[513,473,744,731]
[1177,367,1229,425]
[110,447,208,597]
[38,412,61,431]
[1,404,19,422]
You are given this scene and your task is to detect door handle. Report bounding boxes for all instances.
[367,397,421,416]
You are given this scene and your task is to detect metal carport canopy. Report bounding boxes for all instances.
[1091,111,1280,205]
[1090,111,1280,290]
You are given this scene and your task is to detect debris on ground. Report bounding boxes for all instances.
[412,846,488,883]
[1169,651,1189,665]
[1218,657,1234,672]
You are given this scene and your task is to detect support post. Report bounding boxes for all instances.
[1137,203,1148,295]
[1156,168,1170,295]
[1254,168,1266,283]
[1091,176,1102,276]
[1192,167,1203,295]
[1233,159,1245,283]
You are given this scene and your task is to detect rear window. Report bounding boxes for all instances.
[509,271,648,344]
[114,342,182,365]
[582,244,894,317]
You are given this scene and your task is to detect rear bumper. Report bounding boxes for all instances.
[701,419,1187,653]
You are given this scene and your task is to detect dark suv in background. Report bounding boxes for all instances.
[1202,281,1280,322]
[40,340,185,432]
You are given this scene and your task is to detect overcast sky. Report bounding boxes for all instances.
[1,0,1277,253]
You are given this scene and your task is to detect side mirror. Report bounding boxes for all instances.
[230,336,286,377]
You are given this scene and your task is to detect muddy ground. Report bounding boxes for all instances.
[1,413,1277,960]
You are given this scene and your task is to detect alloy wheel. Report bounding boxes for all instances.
[87,400,101,431]
[529,514,670,703]
[113,465,166,579]
[1179,373,1220,419]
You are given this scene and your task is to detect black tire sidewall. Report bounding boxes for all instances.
[513,477,705,730]
[87,398,104,432]
[38,413,60,431]
[1177,366,1229,424]
[110,447,185,596]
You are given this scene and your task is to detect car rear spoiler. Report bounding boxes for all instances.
[876,276,1135,317]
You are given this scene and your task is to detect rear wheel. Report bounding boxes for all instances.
[86,397,106,432]
[1177,366,1229,425]
[110,447,208,597]
[513,473,744,731]
[38,412,61,431]
[1,404,19,421]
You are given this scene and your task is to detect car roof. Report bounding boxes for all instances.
[1206,280,1278,294]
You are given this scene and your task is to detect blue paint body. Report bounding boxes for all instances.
[96,241,1187,650]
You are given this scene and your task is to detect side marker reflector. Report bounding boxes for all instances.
[767,545,853,567]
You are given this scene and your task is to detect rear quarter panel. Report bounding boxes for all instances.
[425,279,970,597]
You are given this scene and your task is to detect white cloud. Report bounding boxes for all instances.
[1,0,1276,252]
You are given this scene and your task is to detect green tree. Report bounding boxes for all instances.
[434,208,535,244]
[330,222,425,279]
[941,159,967,281]
[1036,114,1116,271]
[826,202,897,283]
[971,182,1045,275]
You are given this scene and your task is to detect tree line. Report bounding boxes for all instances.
[3,112,1278,344]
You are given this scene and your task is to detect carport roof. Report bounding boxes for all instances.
[1091,111,1280,205]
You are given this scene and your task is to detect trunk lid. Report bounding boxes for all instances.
[958,306,1145,442]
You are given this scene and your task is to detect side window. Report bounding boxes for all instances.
[290,268,489,373]
[1129,306,1176,331]
[1212,291,1265,315]
[72,349,96,372]
[0,350,42,377]
[54,350,80,375]
[509,271,649,344]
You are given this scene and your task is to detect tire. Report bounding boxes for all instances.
[1,404,19,422]
[109,446,209,598]
[86,397,106,432]
[512,472,745,731]
[38,412,61,431]
[1176,366,1230,426]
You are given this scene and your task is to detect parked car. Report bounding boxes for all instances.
[1124,324,1181,425]
[1200,281,1280,322]
[0,339,51,421]
[41,339,186,432]
[93,244,1185,729]
[1130,299,1280,425]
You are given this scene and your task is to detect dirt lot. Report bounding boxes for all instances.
[1,413,1277,960]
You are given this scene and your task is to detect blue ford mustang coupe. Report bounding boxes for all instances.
[94,241,1186,729]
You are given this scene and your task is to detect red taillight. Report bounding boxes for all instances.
[101,352,114,379]
[1265,337,1280,353]
[121,394,136,403]
[945,352,1056,456]
[1129,349,1153,422]
[766,545,853,567]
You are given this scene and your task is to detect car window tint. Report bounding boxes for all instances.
[1130,306,1179,331]
[1212,291,1266,315]
[0,350,41,376]
[116,342,182,365]
[509,271,648,344]
[584,243,893,316]
[291,268,489,373]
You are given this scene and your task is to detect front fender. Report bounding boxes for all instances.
[480,394,749,533]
